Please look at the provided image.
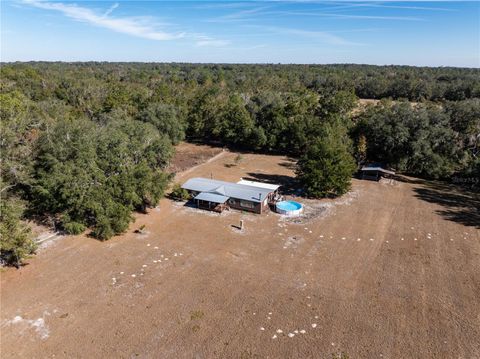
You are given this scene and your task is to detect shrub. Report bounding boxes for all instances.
[170,184,190,201]
[0,198,36,267]
[63,221,86,235]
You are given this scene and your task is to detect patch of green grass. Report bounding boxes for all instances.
[331,352,350,359]
[191,324,201,332]
[190,310,204,321]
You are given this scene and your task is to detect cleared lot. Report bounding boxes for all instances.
[1,147,479,358]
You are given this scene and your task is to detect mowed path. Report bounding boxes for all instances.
[1,151,479,359]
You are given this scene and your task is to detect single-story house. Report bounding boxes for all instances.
[181,177,281,214]
[359,163,395,181]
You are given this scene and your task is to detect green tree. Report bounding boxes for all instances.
[138,103,185,145]
[0,194,36,267]
[30,119,173,240]
[356,134,368,165]
[296,123,356,198]
[219,94,254,146]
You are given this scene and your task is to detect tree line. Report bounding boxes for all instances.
[1,63,478,265]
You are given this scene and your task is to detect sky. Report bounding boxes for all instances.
[1,0,479,67]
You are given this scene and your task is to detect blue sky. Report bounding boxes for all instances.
[1,1,479,66]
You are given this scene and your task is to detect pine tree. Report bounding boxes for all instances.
[296,123,356,198]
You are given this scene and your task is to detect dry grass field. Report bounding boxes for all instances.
[1,144,479,358]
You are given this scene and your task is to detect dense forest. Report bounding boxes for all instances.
[1,63,479,265]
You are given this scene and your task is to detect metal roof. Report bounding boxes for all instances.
[237,179,281,191]
[360,166,395,175]
[182,177,274,203]
[194,192,229,203]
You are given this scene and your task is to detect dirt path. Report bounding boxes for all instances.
[1,151,479,359]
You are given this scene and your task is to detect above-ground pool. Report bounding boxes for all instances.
[276,200,303,216]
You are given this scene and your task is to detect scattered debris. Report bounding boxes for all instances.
[134,225,147,234]
[283,236,305,250]
[4,312,51,340]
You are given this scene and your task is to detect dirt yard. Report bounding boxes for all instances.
[1,146,479,358]
[167,142,224,173]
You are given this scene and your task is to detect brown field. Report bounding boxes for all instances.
[1,145,479,359]
[167,142,224,173]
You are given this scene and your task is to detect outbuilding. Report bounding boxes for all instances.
[360,163,395,181]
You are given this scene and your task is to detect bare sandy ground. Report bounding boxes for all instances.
[1,148,479,358]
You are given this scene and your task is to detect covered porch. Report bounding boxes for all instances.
[194,192,229,213]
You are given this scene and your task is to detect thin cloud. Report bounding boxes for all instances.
[354,3,456,12]
[194,35,231,47]
[251,25,364,46]
[207,6,272,22]
[271,10,425,21]
[196,39,232,47]
[194,2,253,10]
[208,5,425,23]
[294,1,456,12]
[22,0,185,40]
[103,3,119,18]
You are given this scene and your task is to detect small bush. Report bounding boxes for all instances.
[170,184,190,201]
[332,352,350,359]
[234,154,243,164]
[63,221,86,235]
[91,217,115,241]
[190,310,205,320]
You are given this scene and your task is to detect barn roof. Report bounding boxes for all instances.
[182,177,275,203]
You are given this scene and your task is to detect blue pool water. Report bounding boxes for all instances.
[276,200,302,211]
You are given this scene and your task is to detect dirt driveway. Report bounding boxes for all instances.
[1,148,479,358]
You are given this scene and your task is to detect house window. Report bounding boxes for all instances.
[240,200,254,209]
[228,198,236,205]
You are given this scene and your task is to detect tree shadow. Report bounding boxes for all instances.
[278,159,297,170]
[244,172,302,196]
[413,181,480,229]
